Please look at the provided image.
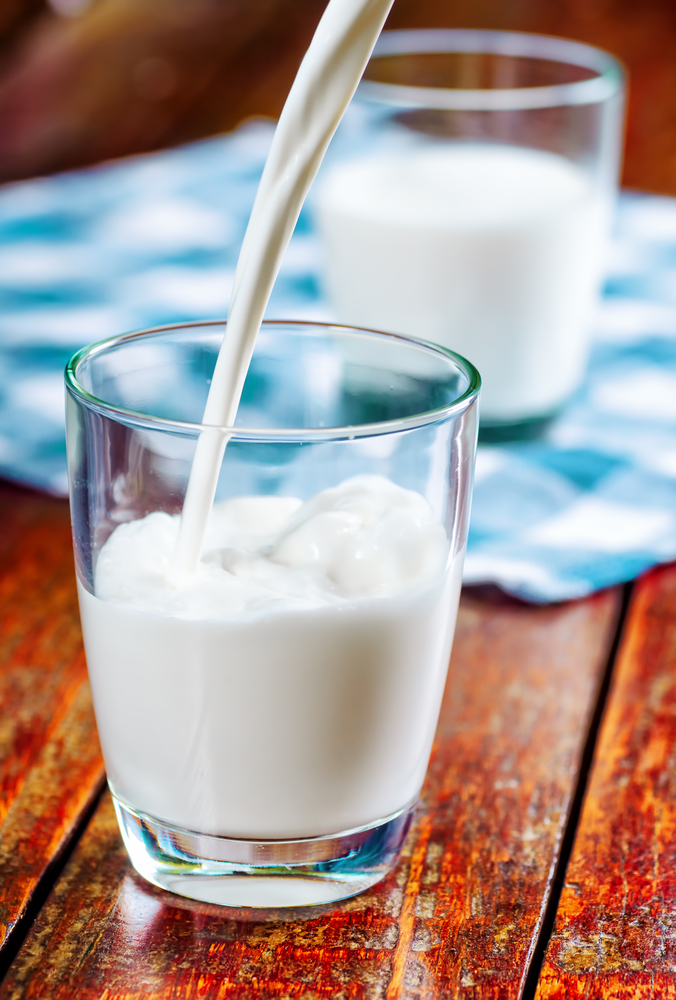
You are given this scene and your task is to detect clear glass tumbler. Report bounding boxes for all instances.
[313,29,625,438]
[66,320,479,907]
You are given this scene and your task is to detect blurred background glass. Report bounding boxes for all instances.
[312,31,625,434]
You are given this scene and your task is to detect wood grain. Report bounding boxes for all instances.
[0,484,104,962]
[536,562,676,999]
[0,587,620,999]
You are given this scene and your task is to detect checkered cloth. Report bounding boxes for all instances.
[1,120,675,602]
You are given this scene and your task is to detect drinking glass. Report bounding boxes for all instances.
[313,29,625,438]
[66,319,480,907]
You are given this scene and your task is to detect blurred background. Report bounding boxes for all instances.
[0,0,674,192]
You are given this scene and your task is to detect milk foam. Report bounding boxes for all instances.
[96,475,448,618]
[80,476,460,839]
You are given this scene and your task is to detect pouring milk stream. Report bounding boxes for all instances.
[170,0,397,580]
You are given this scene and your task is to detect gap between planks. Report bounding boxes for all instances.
[520,581,634,1000]
[0,777,106,984]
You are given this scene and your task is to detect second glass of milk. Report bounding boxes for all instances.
[313,30,625,437]
[66,320,480,907]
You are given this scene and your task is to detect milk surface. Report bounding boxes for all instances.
[315,143,610,421]
[79,476,461,839]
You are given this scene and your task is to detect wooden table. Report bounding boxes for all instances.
[0,1,674,994]
[1,480,674,998]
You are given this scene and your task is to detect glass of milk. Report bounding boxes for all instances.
[313,30,625,438]
[66,320,480,908]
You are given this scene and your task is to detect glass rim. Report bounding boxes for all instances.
[359,28,625,111]
[65,319,481,441]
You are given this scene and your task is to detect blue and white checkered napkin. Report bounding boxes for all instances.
[1,120,676,602]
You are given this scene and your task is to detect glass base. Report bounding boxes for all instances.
[113,793,416,907]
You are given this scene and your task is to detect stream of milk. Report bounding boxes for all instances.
[171,0,397,580]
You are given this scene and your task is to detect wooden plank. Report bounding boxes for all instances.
[0,484,104,962]
[536,562,676,1000]
[0,586,620,999]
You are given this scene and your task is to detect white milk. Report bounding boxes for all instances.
[79,476,461,839]
[315,143,610,422]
